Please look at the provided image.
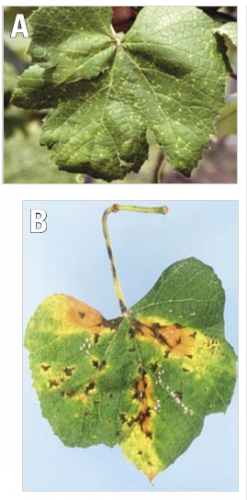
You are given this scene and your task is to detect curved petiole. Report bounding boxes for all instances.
[102,204,169,315]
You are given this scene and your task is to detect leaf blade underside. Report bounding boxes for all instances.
[13,6,229,181]
[25,258,237,480]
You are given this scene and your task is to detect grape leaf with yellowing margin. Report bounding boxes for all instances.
[25,257,237,480]
[13,6,230,181]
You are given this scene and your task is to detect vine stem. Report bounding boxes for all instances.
[102,204,169,315]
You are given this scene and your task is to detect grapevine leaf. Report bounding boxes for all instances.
[13,6,230,181]
[216,99,237,138]
[25,258,237,480]
[214,21,237,48]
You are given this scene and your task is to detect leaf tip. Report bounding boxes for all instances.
[147,471,156,483]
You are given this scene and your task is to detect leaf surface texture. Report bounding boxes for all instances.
[25,258,237,479]
[13,7,229,180]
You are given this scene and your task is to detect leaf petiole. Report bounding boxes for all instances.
[102,204,169,315]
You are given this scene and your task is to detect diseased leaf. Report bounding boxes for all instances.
[13,6,230,181]
[25,257,237,480]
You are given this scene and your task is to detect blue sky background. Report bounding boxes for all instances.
[23,201,238,491]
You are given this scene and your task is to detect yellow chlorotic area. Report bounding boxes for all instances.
[42,294,112,336]
[121,423,163,482]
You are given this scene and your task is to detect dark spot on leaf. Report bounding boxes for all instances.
[109,393,113,398]
[64,366,75,377]
[61,389,76,398]
[152,322,160,328]
[67,390,76,398]
[131,408,151,433]
[204,387,209,392]
[176,337,182,345]
[93,400,99,405]
[152,330,171,347]
[164,349,171,358]
[41,364,51,371]
[99,359,107,371]
[183,368,190,372]
[135,390,145,400]
[174,391,183,400]
[137,450,143,455]
[116,430,122,436]
[128,327,135,338]
[94,333,100,344]
[49,378,61,388]
[138,367,146,376]
[120,413,127,423]
[92,359,107,370]
[85,381,95,394]
[190,332,197,338]
[102,316,122,330]
[132,319,145,336]
[146,431,152,439]
[148,461,153,466]
[150,361,158,372]
[78,311,85,319]
[133,376,148,401]
[174,323,183,329]
[186,354,193,359]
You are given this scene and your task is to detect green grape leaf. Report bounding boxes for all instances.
[216,98,237,138]
[214,21,237,48]
[13,6,230,181]
[25,257,237,480]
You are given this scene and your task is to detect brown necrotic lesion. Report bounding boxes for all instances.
[120,413,127,423]
[128,372,154,437]
[42,364,75,388]
[41,364,51,371]
[64,366,75,377]
[150,361,158,372]
[133,374,147,401]
[85,380,95,395]
[130,317,198,359]
[61,389,77,398]
[48,377,64,388]
[92,359,107,371]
